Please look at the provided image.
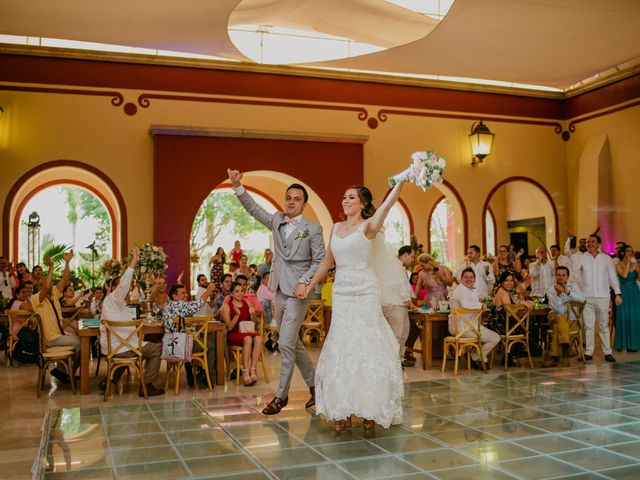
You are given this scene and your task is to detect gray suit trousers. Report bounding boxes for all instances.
[275,288,315,398]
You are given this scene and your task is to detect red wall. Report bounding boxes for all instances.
[153,134,363,286]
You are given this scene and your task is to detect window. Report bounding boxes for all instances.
[383,204,411,253]
[429,198,456,266]
[485,209,496,256]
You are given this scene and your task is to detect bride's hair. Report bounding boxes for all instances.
[348,185,377,219]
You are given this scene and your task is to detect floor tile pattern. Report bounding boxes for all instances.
[37,362,640,479]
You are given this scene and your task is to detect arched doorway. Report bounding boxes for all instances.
[3,160,125,261]
[483,177,559,257]
[428,196,457,267]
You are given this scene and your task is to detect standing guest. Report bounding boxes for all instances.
[229,240,243,266]
[0,256,17,300]
[195,273,215,316]
[549,244,571,271]
[229,168,324,415]
[381,245,415,364]
[163,281,217,387]
[221,281,264,386]
[614,244,640,352]
[546,266,584,366]
[492,245,523,281]
[449,268,500,369]
[454,245,495,298]
[15,262,30,288]
[257,272,275,324]
[414,253,452,307]
[529,247,554,298]
[234,254,252,279]
[213,274,233,314]
[100,248,164,396]
[31,265,43,293]
[572,234,621,362]
[209,247,226,286]
[7,285,34,337]
[257,248,273,277]
[31,252,79,385]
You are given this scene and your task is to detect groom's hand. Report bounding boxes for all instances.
[294,283,307,299]
[227,168,243,188]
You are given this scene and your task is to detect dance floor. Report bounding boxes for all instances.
[37,362,640,479]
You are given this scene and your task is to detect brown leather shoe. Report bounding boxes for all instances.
[139,384,165,397]
[305,386,315,409]
[262,396,288,415]
[604,354,616,363]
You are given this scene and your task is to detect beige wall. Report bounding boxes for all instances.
[1,75,636,266]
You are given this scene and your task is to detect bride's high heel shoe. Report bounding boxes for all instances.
[333,416,352,432]
[363,419,376,430]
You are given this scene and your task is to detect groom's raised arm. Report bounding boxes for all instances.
[228,168,274,229]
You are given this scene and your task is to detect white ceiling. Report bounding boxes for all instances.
[1,0,639,90]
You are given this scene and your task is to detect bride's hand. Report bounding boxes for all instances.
[294,283,307,300]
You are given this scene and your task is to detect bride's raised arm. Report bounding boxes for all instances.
[364,182,404,239]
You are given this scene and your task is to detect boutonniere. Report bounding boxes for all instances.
[296,228,310,239]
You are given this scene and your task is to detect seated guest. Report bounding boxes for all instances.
[61,284,90,307]
[488,271,533,367]
[256,272,275,324]
[449,268,500,369]
[224,274,264,312]
[100,248,164,396]
[546,266,584,366]
[414,253,452,307]
[220,281,264,386]
[163,281,217,387]
[127,280,145,304]
[149,276,168,308]
[31,265,43,293]
[31,252,80,385]
[90,286,106,316]
[529,247,554,298]
[15,262,31,289]
[7,285,34,337]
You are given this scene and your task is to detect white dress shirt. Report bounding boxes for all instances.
[572,252,621,298]
[454,260,494,298]
[546,281,585,316]
[448,283,483,333]
[529,260,554,297]
[381,258,413,307]
[100,267,145,353]
[0,272,16,299]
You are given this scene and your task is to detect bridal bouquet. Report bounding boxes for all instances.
[388,151,446,191]
[135,242,168,280]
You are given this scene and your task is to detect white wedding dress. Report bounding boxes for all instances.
[315,223,404,428]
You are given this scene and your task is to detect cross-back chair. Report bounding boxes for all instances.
[491,304,534,370]
[101,319,146,401]
[35,316,76,397]
[300,299,325,345]
[6,309,38,366]
[442,307,486,375]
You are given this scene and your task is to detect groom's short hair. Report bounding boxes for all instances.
[287,183,308,203]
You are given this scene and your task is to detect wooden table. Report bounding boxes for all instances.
[78,320,225,395]
[409,311,449,370]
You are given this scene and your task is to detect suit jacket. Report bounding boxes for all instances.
[236,189,325,297]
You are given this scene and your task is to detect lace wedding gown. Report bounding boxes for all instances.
[315,223,404,428]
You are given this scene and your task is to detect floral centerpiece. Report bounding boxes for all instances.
[388,151,446,191]
[100,258,126,281]
[135,242,168,281]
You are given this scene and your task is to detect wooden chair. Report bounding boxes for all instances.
[101,319,147,401]
[491,304,534,370]
[164,316,213,394]
[35,316,77,397]
[300,299,325,345]
[5,309,38,367]
[227,313,270,385]
[61,307,81,334]
[442,307,486,375]
[567,300,587,363]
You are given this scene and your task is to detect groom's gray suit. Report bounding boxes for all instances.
[235,188,325,399]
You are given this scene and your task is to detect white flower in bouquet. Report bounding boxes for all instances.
[388,150,446,191]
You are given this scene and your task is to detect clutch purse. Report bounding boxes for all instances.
[238,320,256,334]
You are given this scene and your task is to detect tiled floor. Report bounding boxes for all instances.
[35,361,640,479]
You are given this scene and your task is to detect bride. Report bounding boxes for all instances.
[304,181,405,430]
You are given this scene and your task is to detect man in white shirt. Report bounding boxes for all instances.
[454,245,494,298]
[100,248,164,396]
[549,244,571,271]
[380,246,415,365]
[571,234,621,362]
[530,247,554,297]
[546,266,584,366]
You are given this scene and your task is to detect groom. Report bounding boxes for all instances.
[228,169,325,415]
